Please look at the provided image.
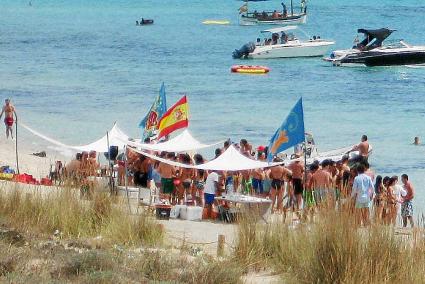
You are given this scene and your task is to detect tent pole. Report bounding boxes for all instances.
[15,116,20,174]
[106,131,113,195]
[124,146,132,214]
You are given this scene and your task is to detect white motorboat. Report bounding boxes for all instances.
[324,28,425,67]
[232,26,335,59]
[278,133,373,165]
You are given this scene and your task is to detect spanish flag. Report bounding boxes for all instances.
[157,96,189,139]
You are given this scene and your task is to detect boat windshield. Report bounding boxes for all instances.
[256,31,297,46]
[381,39,407,49]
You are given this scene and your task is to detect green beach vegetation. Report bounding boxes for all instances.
[0,184,424,283]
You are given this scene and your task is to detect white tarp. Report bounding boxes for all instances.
[194,145,282,171]
[73,123,129,152]
[125,129,223,153]
[132,145,283,171]
[19,122,129,153]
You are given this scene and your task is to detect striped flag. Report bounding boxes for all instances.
[157,96,189,139]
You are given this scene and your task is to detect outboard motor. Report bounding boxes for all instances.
[232,42,256,59]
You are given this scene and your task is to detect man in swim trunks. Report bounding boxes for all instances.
[269,158,290,213]
[0,99,17,139]
[288,157,304,210]
[252,167,265,197]
[157,152,176,202]
[401,174,415,228]
[311,160,333,208]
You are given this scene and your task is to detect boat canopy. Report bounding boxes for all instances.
[261,25,298,34]
[357,28,395,49]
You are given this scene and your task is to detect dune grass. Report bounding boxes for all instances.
[234,207,425,283]
[0,183,163,246]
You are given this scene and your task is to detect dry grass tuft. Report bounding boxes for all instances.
[0,184,163,246]
[235,207,425,283]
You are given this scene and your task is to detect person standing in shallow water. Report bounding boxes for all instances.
[0,98,17,139]
[401,174,415,228]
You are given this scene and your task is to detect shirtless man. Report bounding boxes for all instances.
[252,168,265,197]
[0,99,17,139]
[350,135,370,162]
[288,158,304,210]
[311,160,333,208]
[401,174,415,228]
[269,159,291,213]
[157,153,176,202]
[240,139,253,156]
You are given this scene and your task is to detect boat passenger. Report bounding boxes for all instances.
[281,32,287,44]
[261,11,267,19]
[272,10,279,19]
[136,21,139,25]
[282,4,288,17]
[272,33,279,45]
[253,10,259,17]
[256,38,261,46]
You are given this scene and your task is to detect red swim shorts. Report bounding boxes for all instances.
[4,117,13,127]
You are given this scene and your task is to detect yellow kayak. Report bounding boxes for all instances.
[202,20,230,25]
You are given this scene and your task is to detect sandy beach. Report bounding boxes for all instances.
[0,137,68,178]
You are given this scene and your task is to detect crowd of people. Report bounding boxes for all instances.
[115,134,415,227]
[64,151,100,196]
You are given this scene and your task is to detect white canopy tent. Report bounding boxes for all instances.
[194,145,282,171]
[125,129,223,153]
[132,145,283,171]
[19,122,129,153]
[72,123,129,152]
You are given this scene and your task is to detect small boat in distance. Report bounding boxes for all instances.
[233,26,335,59]
[239,0,307,26]
[324,28,425,67]
[202,20,230,25]
[136,18,154,25]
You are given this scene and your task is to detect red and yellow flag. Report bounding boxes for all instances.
[157,96,189,139]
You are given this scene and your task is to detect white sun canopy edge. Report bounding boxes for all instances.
[73,123,129,152]
[123,129,224,153]
[132,145,284,171]
[19,122,129,153]
[261,25,298,34]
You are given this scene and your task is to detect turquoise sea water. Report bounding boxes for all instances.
[1,0,425,213]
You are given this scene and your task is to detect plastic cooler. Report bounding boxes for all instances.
[170,205,187,219]
[179,206,203,221]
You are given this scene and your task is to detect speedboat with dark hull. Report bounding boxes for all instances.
[324,28,425,67]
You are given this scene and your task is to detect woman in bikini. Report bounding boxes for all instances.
[193,154,206,206]
[386,177,398,225]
